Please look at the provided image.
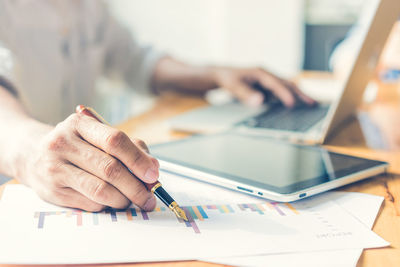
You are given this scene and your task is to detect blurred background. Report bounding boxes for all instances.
[107,0,365,77]
[94,0,370,125]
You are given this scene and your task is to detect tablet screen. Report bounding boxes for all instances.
[150,133,386,194]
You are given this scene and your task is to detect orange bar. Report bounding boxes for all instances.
[126,210,133,221]
[285,203,299,214]
[192,206,204,221]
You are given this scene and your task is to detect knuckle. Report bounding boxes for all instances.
[45,133,69,153]
[44,161,64,176]
[133,138,149,152]
[130,185,150,206]
[91,181,109,202]
[130,148,143,168]
[102,157,122,182]
[105,130,127,152]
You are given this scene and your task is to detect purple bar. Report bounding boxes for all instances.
[182,207,193,227]
[182,206,201,233]
[110,210,117,221]
[141,210,149,220]
[190,221,201,234]
[272,203,285,216]
[38,212,45,229]
[105,208,118,222]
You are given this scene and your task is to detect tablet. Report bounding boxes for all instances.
[150,133,388,202]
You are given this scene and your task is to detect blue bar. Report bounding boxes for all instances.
[106,208,117,222]
[196,206,208,219]
[130,208,137,217]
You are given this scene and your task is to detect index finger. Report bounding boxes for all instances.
[254,70,296,107]
[72,114,160,183]
[281,80,316,105]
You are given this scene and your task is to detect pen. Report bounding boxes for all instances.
[75,105,188,221]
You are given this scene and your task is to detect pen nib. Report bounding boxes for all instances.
[173,206,188,221]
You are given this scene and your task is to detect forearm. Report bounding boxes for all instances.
[0,84,51,180]
[151,57,219,93]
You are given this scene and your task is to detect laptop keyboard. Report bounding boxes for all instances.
[242,103,330,132]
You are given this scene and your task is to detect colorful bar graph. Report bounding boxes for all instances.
[126,210,133,221]
[271,202,285,216]
[37,212,45,229]
[141,210,149,220]
[187,206,198,220]
[35,210,83,229]
[34,202,300,232]
[93,213,99,225]
[105,208,117,222]
[192,206,204,221]
[130,208,137,217]
[226,205,235,213]
[285,203,299,215]
[217,205,225,213]
[76,210,82,226]
[181,207,200,234]
[196,206,208,219]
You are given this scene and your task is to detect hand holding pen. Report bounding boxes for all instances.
[13,102,187,220]
[76,105,188,221]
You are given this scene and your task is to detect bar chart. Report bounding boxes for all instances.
[34,202,299,233]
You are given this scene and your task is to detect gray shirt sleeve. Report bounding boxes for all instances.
[101,4,165,94]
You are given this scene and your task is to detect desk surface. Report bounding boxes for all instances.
[1,75,400,267]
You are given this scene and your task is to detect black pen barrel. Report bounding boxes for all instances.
[153,186,175,207]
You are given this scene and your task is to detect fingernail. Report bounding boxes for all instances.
[143,195,156,211]
[144,167,159,182]
[246,93,264,107]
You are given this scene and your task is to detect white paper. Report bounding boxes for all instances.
[158,172,384,267]
[197,190,383,267]
[0,172,388,264]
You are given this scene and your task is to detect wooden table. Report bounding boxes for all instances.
[1,77,400,267]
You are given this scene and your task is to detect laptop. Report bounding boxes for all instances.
[168,0,400,144]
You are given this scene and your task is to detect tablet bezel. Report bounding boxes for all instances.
[150,133,388,201]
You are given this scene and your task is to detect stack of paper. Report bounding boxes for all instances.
[0,171,387,266]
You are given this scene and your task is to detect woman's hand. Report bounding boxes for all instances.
[18,113,159,212]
